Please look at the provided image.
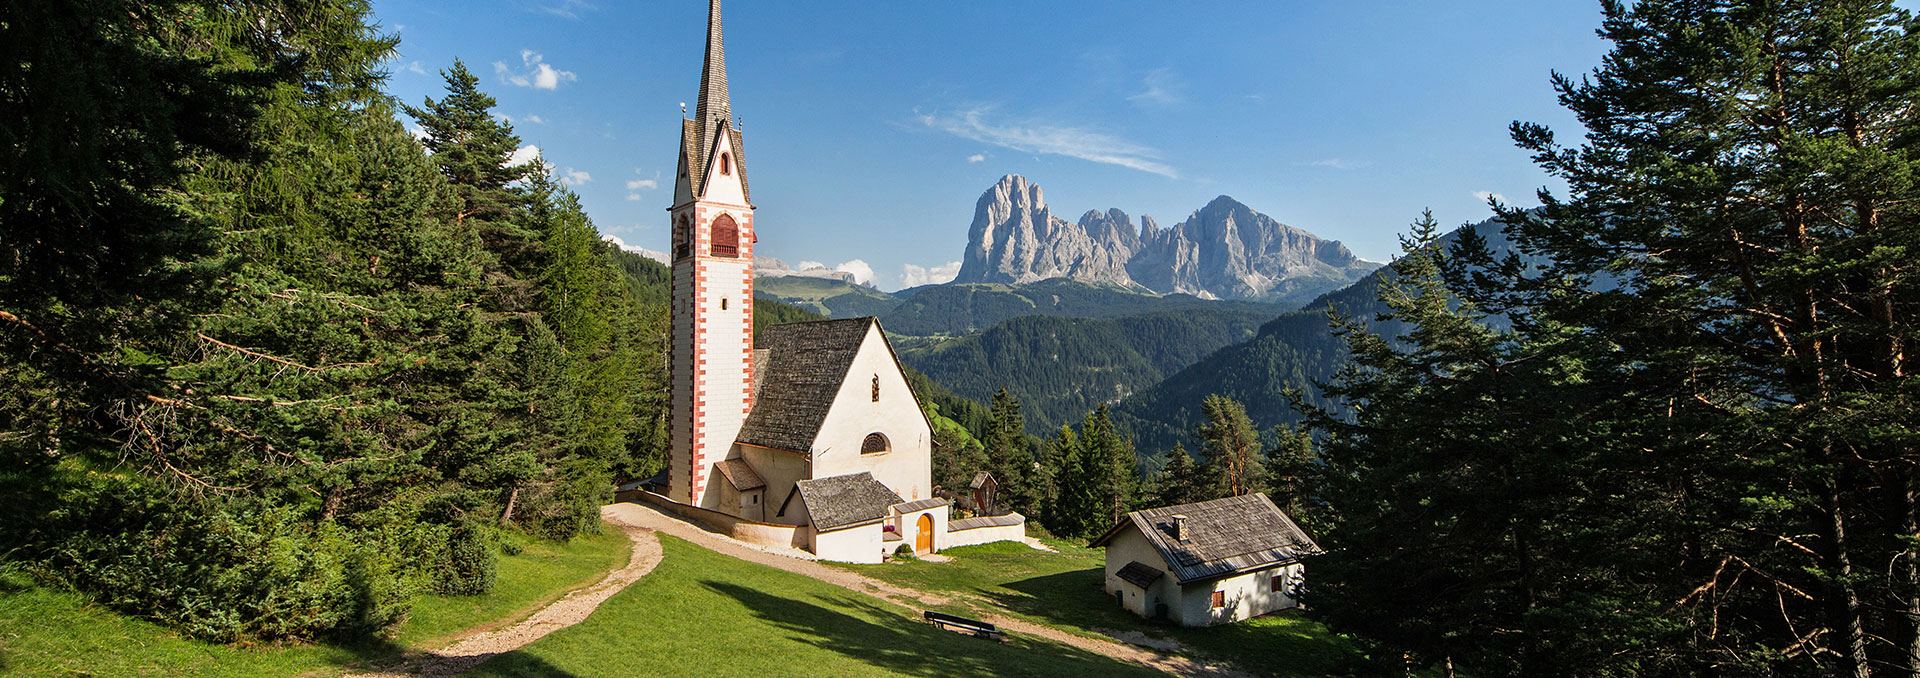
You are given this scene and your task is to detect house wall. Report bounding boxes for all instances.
[1172,563,1305,627]
[740,444,809,526]
[812,522,884,564]
[808,324,932,502]
[944,520,1026,549]
[1102,527,1173,620]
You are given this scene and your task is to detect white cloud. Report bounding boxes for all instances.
[494,50,577,90]
[405,125,430,141]
[900,261,962,288]
[527,114,547,124]
[967,153,986,164]
[562,167,591,185]
[834,260,877,286]
[1474,190,1509,205]
[625,169,660,200]
[1127,67,1185,107]
[1306,158,1370,170]
[404,60,428,75]
[915,105,1178,178]
[539,0,595,19]
[506,144,541,167]
[797,260,827,271]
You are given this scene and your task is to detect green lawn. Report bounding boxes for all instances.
[469,534,1165,678]
[841,538,1359,677]
[0,522,631,677]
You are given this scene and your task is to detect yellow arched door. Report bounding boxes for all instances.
[916,514,934,553]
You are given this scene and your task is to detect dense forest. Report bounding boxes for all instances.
[899,310,1267,436]
[0,0,672,643]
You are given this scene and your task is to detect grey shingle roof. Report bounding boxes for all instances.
[713,458,764,491]
[796,472,903,532]
[949,512,1025,532]
[1116,561,1164,589]
[735,318,874,453]
[1089,494,1323,585]
[892,498,948,513]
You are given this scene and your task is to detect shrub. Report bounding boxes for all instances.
[431,519,496,596]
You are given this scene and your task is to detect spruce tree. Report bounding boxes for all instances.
[983,388,1034,514]
[1196,394,1265,499]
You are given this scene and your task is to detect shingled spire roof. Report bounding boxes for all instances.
[679,0,749,203]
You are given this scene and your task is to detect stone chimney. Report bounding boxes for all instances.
[1172,515,1189,542]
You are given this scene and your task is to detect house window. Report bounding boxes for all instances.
[861,433,889,454]
[1271,575,1283,593]
[1210,591,1225,609]
[710,214,739,258]
[871,375,880,402]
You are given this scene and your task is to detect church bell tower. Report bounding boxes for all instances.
[668,0,755,508]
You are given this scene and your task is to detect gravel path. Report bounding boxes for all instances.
[603,502,1250,678]
[348,506,664,677]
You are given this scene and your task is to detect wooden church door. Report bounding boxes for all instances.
[916,514,933,552]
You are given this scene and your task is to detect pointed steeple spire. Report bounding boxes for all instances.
[694,0,730,155]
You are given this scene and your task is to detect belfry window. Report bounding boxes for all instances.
[710,214,739,258]
[719,152,732,176]
[673,215,693,260]
[861,433,889,455]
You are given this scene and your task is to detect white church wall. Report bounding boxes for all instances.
[812,523,884,564]
[740,444,809,526]
[944,520,1026,549]
[698,131,749,209]
[808,324,932,501]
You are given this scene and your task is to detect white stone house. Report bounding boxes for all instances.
[633,0,1023,564]
[1089,494,1323,627]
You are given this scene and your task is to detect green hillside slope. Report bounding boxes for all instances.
[880,278,1279,336]
[753,276,901,319]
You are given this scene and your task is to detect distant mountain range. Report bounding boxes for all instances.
[955,175,1382,306]
[1112,215,1520,459]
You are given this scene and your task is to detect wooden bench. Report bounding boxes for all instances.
[923,610,1006,640]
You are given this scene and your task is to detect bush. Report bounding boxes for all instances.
[431,519,496,596]
[893,544,915,561]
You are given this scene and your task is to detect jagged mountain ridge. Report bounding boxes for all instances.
[953,175,1383,305]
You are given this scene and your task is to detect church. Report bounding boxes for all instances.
[635,0,1025,564]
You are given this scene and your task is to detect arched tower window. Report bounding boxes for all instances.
[710,214,739,258]
[719,152,732,176]
[861,433,890,455]
[673,215,692,260]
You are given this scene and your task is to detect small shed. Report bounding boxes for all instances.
[969,471,999,517]
[1088,493,1322,627]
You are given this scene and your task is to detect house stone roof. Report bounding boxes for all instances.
[892,498,947,514]
[948,512,1025,532]
[1089,493,1323,585]
[735,318,872,453]
[713,458,764,491]
[1116,561,1164,589]
[795,472,903,532]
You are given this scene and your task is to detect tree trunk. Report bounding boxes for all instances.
[1829,487,1872,678]
[1906,472,1920,675]
[500,487,519,525]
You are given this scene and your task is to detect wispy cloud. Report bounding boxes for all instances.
[494,50,576,90]
[1304,158,1370,170]
[900,261,962,288]
[1127,67,1185,107]
[561,168,591,185]
[967,153,986,164]
[915,106,1177,178]
[1474,190,1509,205]
[404,60,428,75]
[625,169,660,201]
[538,0,595,19]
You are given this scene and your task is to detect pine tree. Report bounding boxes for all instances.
[1150,442,1203,507]
[1196,394,1265,499]
[1263,423,1319,526]
[983,388,1035,514]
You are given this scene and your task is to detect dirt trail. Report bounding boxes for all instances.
[349,506,664,677]
[603,502,1250,678]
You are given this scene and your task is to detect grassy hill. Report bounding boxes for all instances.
[754,276,903,319]
[880,278,1281,337]
[899,310,1269,435]
[469,534,1164,677]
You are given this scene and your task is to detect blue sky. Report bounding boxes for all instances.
[372,1,1615,291]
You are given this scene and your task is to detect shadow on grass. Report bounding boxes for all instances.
[435,649,583,677]
[699,580,1156,678]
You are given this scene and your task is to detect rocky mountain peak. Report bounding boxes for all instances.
[951,176,1381,305]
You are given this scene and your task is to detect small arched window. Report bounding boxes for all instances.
[719,152,732,176]
[710,214,739,258]
[673,215,692,260]
[872,375,880,402]
[861,433,890,455]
